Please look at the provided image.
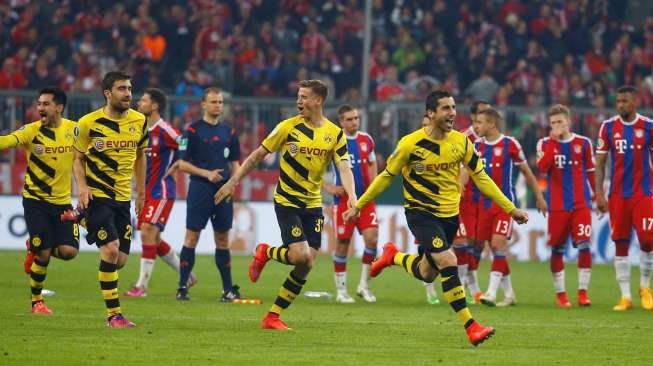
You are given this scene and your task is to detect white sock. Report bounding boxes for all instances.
[486,271,502,298]
[335,271,347,293]
[640,251,653,289]
[458,264,468,288]
[501,274,515,298]
[467,270,480,294]
[578,268,591,291]
[160,250,181,273]
[135,258,155,289]
[359,263,370,289]
[552,270,565,293]
[423,281,436,297]
[614,256,631,299]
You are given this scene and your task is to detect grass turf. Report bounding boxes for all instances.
[1,250,650,365]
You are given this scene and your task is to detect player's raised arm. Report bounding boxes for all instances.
[0,123,30,149]
[214,145,269,204]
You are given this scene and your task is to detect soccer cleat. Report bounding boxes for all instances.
[556,292,572,308]
[106,314,135,328]
[221,285,241,303]
[369,242,398,278]
[31,301,53,315]
[466,321,495,347]
[426,292,440,305]
[60,207,85,223]
[336,292,356,303]
[24,239,34,274]
[577,290,592,307]
[356,286,376,303]
[497,296,517,307]
[176,287,190,301]
[42,289,56,297]
[640,288,653,310]
[479,293,496,307]
[187,273,198,288]
[261,313,292,331]
[123,286,147,298]
[612,298,633,311]
[474,292,482,304]
[249,243,271,283]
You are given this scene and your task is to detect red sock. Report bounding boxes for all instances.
[578,249,592,268]
[550,253,564,273]
[334,254,346,272]
[454,247,468,265]
[468,254,478,271]
[157,240,172,257]
[362,247,376,264]
[142,244,157,260]
[615,240,629,257]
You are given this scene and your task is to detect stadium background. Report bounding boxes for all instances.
[1,0,652,261]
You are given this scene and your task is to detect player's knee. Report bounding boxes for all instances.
[56,246,78,260]
[184,231,200,248]
[575,241,590,251]
[551,245,565,256]
[34,251,51,263]
[214,231,230,249]
[434,251,457,269]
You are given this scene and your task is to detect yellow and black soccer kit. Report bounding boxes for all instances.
[0,119,80,252]
[260,115,349,316]
[261,115,349,249]
[74,108,147,253]
[0,119,80,306]
[355,128,515,330]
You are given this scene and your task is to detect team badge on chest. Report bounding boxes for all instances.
[494,147,503,156]
[635,129,644,138]
[573,145,582,154]
[360,143,367,152]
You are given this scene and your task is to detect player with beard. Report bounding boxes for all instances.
[0,87,79,315]
[72,71,148,327]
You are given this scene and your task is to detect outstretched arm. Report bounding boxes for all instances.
[214,146,269,204]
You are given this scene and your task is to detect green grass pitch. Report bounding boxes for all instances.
[1,250,650,365]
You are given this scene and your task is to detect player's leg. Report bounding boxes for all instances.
[356,203,378,303]
[609,197,634,310]
[571,208,593,306]
[332,203,355,303]
[548,211,571,307]
[633,196,653,310]
[262,207,323,330]
[357,226,378,303]
[453,229,469,289]
[177,186,212,299]
[425,215,494,346]
[482,211,514,306]
[466,239,483,303]
[211,197,239,301]
[125,222,159,297]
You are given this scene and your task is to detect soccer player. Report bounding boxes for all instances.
[344,90,529,346]
[536,104,595,307]
[0,88,79,315]
[474,108,547,307]
[215,79,356,330]
[175,87,241,302]
[323,104,378,303]
[595,85,653,311]
[456,100,491,303]
[73,71,148,328]
[123,88,197,298]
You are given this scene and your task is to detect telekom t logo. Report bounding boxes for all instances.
[554,154,566,168]
[614,139,628,154]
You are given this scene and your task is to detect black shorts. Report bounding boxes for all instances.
[86,197,132,254]
[23,198,79,253]
[406,209,459,254]
[275,203,324,250]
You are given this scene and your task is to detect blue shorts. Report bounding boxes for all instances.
[186,180,233,232]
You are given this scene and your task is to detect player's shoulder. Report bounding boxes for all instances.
[357,131,375,143]
[19,121,42,135]
[126,108,146,122]
[536,136,550,147]
[600,114,620,127]
[158,119,181,135]
[504,134,522,147]
[637,113,653,125]
[322,118,342,133]
[279,114,305,128]
[573,133,592,145]
[399,128,426,145]
[78,108,104,124]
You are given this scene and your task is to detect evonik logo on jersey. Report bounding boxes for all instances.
[93,139,137,151]
[414,161,457,173]
[34,145,74,155]
[288,143,328,157]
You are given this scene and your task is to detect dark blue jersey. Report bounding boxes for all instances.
[180,120,240,184]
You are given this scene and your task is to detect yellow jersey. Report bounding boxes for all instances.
[261,115,349,208]
[357,128,515,217]
[0,119,77,205]
[74,108,147,202]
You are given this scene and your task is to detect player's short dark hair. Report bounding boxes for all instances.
[616,85,637,95]
[425,90,453,112]
[470,100,490,114]
[145,87,167,113]
[202,87,222,101]
[38,87,67,110]
[298,79,328,102]
[337,104,357,117]
[478,108,503,128]
[101,71,131,93]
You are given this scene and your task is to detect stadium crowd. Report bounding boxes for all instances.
[2,0,653,107]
